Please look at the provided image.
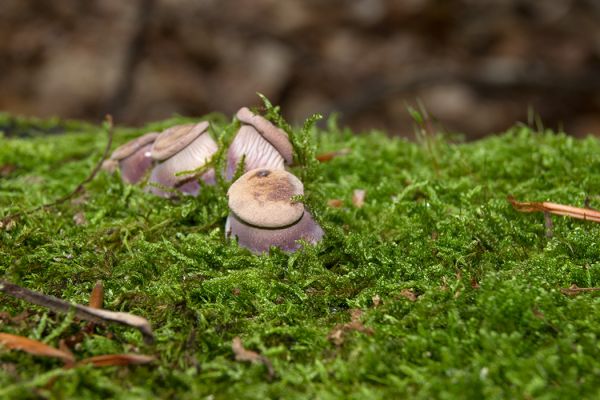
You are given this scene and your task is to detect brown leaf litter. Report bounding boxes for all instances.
[231,336,275,380]
[327,309,374,346]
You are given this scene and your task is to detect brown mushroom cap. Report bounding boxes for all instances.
[236,107,293,164]
[228,168,304,228]
[110,132,159,161]
[151,121,209,161]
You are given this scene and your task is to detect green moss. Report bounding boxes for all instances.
[2,111,600,399]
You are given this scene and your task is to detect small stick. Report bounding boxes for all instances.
[1,115,114,228]
[0,280,154,344]
[508,196,600,223]
[316,148,351,162]
[560,285,600,295]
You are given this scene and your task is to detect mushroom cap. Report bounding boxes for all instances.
[236,107,293,164]
[226,210,324,254]
[228,168,304,228]
[119,143,154,184]
[147,132,218,197]
[151,121,209,161]
[225,125,285,180]
[110,132,159,161]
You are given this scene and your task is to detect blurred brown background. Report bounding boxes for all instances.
[1,0,599,138]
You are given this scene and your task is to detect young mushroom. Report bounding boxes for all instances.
[103,132,159,184]
[225,168,324,254]
[225,107,294,180]
[148,122,218,198]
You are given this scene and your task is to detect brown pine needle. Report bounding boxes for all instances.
[0,333,75,364]
[89,281,104,309]
[508,196,600,223]
[78,354,155,367]
[316,148,351,162]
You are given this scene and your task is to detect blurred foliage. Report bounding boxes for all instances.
[1,0,599,138]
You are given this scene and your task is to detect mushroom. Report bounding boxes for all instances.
[103,132,159,184]
[225,107,294,180]
[225,168,324,253]
[148,122,218,197]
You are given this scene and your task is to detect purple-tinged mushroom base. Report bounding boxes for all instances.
[225,210,324,254]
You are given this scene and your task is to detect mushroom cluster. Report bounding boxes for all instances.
[225,168,323,254]
[105,107,324,253]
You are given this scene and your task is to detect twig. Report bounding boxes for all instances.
[0,280,154,344]
[560,284,600,295]
[508,196,600,223]
[0,115,114,228]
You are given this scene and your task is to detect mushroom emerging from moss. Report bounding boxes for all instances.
[148,122,218,197]
[225,168,324,253]
[103,132,159,184]
[225,107,294,180]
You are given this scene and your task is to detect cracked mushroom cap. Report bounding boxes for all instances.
[151,121,210,161]
[228,168,304,228]
[110,132,160,161]
[106,132,159,184]
[236,107,293,165]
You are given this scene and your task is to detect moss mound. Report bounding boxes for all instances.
[1,112,600,399]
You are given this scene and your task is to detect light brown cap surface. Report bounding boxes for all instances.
[236,107,294,164]
[151,121,209,161]
[110,132,159,161]
[228,168,304,228]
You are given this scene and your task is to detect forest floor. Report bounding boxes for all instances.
[1,109,600,399]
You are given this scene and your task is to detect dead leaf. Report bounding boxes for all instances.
[560,284,600,296]
[316,148,351,162]
[78,354,155,367]
[73,212,87,226]
[231,337,275,379]
[508,196,600,223]
[372,294,381,308]
[89,281,104,309]
[71,192,89,206]
[327,199,343,208]
[470,278,480,289]
[0,333,75,364]
[327,309,374,346]
[352,189,366,208]
[0,218,16,231]
[399,289,417,302]
[0,164,17,177]
[532,308,545,319]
